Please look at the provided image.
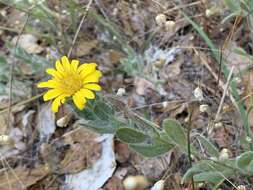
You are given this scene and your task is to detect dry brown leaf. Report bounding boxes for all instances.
[0,113,8,134]
[162,56,183,79]
[211,127,234,148]
[115,140,131,163]
[0,165,49,190]
[62,134,115,190]
[73,39,98,57]
[60,127,101,174]
[224,42,253,74]
[134,77,155,96]
[12,34,43,54]
[103,176,124,190]
[139,151,172,182]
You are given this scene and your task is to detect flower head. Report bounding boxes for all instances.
[38,56,102,112]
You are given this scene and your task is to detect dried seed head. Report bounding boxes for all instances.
[214,122,223,128]
[0,135,14,146]
[123,176,149,190]
[155,14,166,27]
[197,183,204,188]
[165,20,176,32]
[237,185,246,190]
[154,59,165,68]
[56,114,71,127]
[205,9,212,17]
[219,148,230,161]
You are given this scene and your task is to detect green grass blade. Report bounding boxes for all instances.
[183,12,250,136]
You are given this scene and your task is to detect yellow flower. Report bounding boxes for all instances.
[38,56,102,112]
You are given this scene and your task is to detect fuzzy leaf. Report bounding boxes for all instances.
[163,119,187,149]
[116,127,149,144]
[129,140,174,157]
[236,151,253,174]
[198,136,219,157]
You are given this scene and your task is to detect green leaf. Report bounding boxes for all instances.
[163,119,187,149]
[116,127,149,144]
[234,47,252,58]
[224,0,241,12]
[182,160,212,183]
[93,100,115,121]
[193,171,224,188]
[0,55,7,65]
[80,120,116,134]
[129,140,174,157]
[198,136,219,157]
[182,160,235,189]
[236,151,253,174]
[130,113,160,138]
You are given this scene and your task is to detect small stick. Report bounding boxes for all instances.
[215,46,223,96]
[215,66,235,122]
[67,0,93,58]
[193,48,239,112]
[7,13,30,129]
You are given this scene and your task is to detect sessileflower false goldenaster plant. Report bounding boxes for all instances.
[38,56,102,112]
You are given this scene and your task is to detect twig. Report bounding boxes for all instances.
[215,66,235,122]
[67,0,93,58]
[215,46,223,96]
[0,93,43,115]
[94,0,109,20]
[193,48,239,112]
[7,13,30,130]
[165,1,202,14]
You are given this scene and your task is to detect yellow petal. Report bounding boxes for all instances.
[46,68,62,79]
[43,89,62,101]
[83,70,102,84]
[61,56,71,72]
[78,63,97,76]
[72,91,86,110]
[83,84,101,91]
[80,88,95,99]
[71,60,79,72]
[37,80,60,88]
[56,60,65,74]
[51,95,66,112]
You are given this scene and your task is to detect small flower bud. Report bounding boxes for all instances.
[199,104,210,113]
[210,156,218,161]
[155,14,166,27]
[193,87,204,101]
[205,6,219,17]
[151,180,164,190]
[237,185,246,190]
[162,101,168,108]
[219,148,230,161]
[165,20,176,32]
[214,122,223,128]
[116,88,126,96]
[246,136,252,142]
